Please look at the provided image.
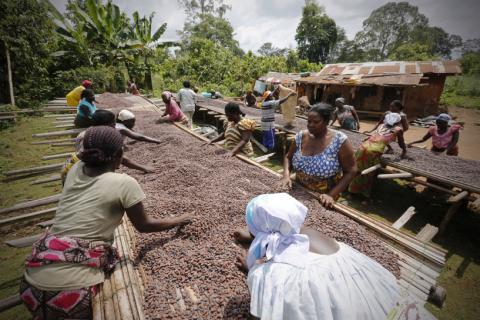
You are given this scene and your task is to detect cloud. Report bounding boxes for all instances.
[50,0,480,52]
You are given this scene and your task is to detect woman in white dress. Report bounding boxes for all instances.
[234,193,435,320]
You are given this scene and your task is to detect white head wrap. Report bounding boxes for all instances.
[335,97,345,104]
[118,109,135,121]
[246,193,310,269]
[384,112,401,127]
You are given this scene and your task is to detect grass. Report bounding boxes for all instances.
[441,75,480,110]
[0,115,73,319]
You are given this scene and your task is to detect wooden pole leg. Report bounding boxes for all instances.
[439,200,464,235]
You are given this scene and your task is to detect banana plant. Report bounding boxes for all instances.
[130,11,176,90]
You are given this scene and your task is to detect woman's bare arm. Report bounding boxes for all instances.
[126,202,193,233]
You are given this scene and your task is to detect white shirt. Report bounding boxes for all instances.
[178,88,197,112]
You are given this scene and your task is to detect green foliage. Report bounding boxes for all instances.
[51,66,121,97]
[461,53,480,75]
[354,2,429,61]
[441,76,480,109]
[388,43,437,61]
[0,0,57,108]
[258,43,288,57]
[155,38,321,96]
[352,2,462,62]
[295,0,337,63]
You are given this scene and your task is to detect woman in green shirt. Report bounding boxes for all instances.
[21,126,193,319]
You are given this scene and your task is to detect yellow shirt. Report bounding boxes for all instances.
[25,161,145,290]
[66,85,85,107]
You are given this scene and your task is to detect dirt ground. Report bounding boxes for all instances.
[360,106,480,161]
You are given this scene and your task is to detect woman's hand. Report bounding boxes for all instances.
[319,194,335,208]
[281,176,292,189]
[142,166,155,173]
[174,213,195,226]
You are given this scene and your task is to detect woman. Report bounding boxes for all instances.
[21,126,193,319]
[281,103,357,208]
[156,91,188,124]
[116,109,162,144]
[349,112,407,199]
[74,89,97,128]
[234,193,434,320]
[61,110,116,184]
[127,79,140,95]
[207,102,256,157]
[408,113,460,156]
[367,100,409,133]
[330,97,360,130]
[243,90,257,108]
[261,90,296,149]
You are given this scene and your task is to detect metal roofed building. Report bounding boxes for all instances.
[295,61,461,118]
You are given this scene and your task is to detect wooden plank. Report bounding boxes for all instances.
[0,207,57,227]
[361,163,382,175]
[392,206,416,230]
[31,138,76,145]
[31,174,61,185]
[439,200,464,235]
[447,190,469,203]
[32,128,82,138]
[5,234,41,248]
[0,294,22,312]
[416,224,439,243]
[0,195,60,215]
[4,163,63,176]
[54,123,75,128]
[42,152,72,160]
[377,172,413,179]
[36,219,54,228]
[252,152,276,163]
[250,136,268,153]
[398,279,429,301]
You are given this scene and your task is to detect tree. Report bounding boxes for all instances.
[178,0,242,55]
[414,26,462,59]
[388,43,436,61]
[178,0,231,20]
[130,11,169,90]
[258,43,288,57]
[0,0,57,107]
[295,0,338,63]
[354,2,429,61]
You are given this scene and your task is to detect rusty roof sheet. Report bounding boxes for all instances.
[296,73,423,86]
[258,72,301,84]
[318,60,461,76]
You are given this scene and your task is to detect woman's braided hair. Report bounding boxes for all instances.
[78,126,124,166]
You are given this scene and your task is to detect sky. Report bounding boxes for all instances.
[51,0,480,53]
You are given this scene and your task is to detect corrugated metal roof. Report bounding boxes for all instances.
[296,74,423,86]
[318,60,461,76]
[258,72,301,84]
[296,60,460,86]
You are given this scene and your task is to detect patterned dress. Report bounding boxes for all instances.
[224,118,257,157]
[348,125,398,197]
[292,130,347,194]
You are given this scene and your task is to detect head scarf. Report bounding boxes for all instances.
[246,193,310,269]
[82,80,92,87]
[384,112,401,127]
[262,90,272,101]
[118,109,135,121]
[335,97,345,104]
[437,113,451,122]
[162,91,172,100]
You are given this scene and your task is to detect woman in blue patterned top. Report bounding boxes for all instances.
[281,103,357,208]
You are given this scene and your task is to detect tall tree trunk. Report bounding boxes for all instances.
[5,45,15,106]
[144,54,153,91]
